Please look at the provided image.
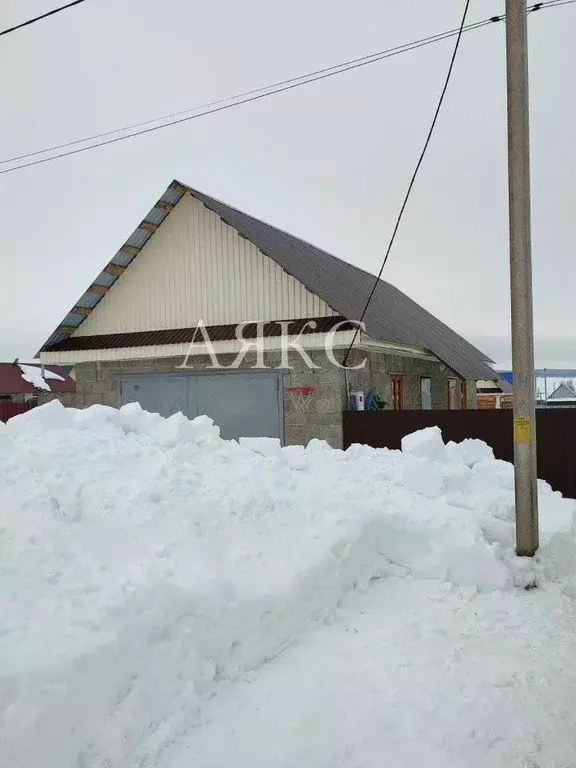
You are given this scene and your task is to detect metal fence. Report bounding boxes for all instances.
[0,402,31,423]
[343,409,576,499]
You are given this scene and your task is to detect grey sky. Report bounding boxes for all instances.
[0,0,574,368]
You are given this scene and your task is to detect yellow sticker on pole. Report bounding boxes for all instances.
[514,415,532,444]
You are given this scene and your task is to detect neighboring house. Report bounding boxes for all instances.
[543,383,576,409]
[38,180,500,447]
[476,377,514,409]
[0,362,75,405]
[499,369,576,408]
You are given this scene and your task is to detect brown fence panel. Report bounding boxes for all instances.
[535,410,576,499]
[0,402,31,423]
[343,410,576,498]
[343,410,514,461]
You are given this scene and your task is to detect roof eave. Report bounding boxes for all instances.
[37,179,187,355]
[38,178,495,382]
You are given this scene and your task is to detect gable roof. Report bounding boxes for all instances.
[40,179,496,380]
[0,363,75,395]
[548,383,576,401]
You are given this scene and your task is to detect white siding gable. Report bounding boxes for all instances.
[75,193,336,337]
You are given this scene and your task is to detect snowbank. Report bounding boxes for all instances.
[1,405,575,767]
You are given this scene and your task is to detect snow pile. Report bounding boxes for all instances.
[18,363,65,391]
[1,403,575,767]
[162,579,576,768]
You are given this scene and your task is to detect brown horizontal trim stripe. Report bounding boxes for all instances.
[45,316,355,352]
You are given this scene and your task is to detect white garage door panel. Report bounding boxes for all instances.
[120,376,188,419]
[119,372,281,442]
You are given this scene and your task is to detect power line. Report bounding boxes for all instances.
[340,0,575,367]
[0,0,573,175]
[536,0,576,7]
[0,0,88,38]
[343,0,471,367]
[1,19,492,166]
[2,0,570,169]
[0,20,493,170]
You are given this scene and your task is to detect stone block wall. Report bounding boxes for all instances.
[37,345,476,449]
[279,349,348,448]
[345,350,455,410]
[36,391,87,408]
[7,394,26,404]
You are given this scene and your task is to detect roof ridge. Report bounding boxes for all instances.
[180,182,495,371]
[39,178,496,380]
[177,180,386,281]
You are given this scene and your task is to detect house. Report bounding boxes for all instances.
[476,377,514,409]
[499,369,576,408]
[0,362,75,407]
[543,382,576,409]
[38,180,500,447]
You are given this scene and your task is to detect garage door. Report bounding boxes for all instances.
[118,371,282,441]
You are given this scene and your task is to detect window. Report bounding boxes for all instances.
[420,377,432,410]
[460,380,468,409]
[391,376,404,410]
[447,379,457,410]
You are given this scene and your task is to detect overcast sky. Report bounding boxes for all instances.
[0,0,574,368]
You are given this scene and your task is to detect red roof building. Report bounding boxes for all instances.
[0,363,75,400]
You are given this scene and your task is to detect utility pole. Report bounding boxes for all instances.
[506,0,539,556]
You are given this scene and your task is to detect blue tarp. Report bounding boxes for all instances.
[498,369,576,384]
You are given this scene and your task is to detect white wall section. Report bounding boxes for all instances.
[75,193,336,337]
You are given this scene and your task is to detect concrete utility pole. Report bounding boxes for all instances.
[505,0,539,556]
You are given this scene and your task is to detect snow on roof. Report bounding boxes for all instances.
[19,364,53,391]
[0,363,75,394]
[547,383,576,401]
[43,368,65,381]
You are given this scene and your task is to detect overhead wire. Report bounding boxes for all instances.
[0,20,493,173]
[342,0,471,367]
[339,0,575,366]
[0,0,573,175]
[534,0,575,7]
[0,18,492,166]
[0,0,88,38]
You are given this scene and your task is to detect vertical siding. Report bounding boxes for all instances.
[75,194,336,337]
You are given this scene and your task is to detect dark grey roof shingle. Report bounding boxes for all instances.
[41,179,496,380]
[548,383,576,400]
[184,183,496,380]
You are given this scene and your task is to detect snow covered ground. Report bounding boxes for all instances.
[161,580,576,768]
[1,402,576,768]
